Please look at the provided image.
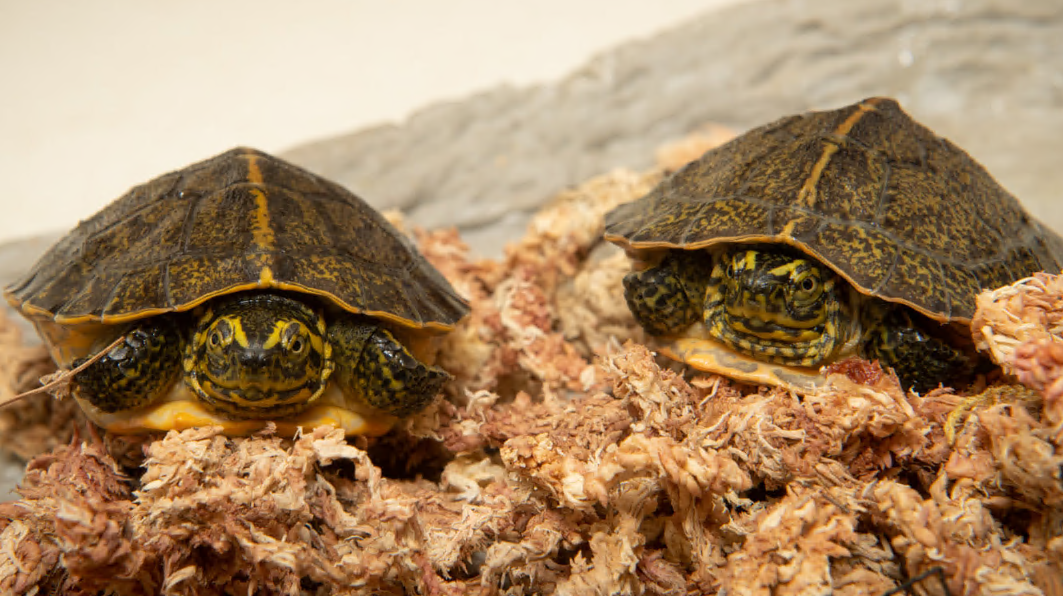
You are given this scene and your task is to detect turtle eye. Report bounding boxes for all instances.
[791,270,823,303]
[282,322,310,357]
[206,318,233,351]
[725,257,740,279]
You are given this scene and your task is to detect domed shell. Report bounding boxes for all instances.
[604,97,1063,322]
[5,147,469,331]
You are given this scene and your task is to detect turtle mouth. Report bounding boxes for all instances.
[192,379,322,419]
[723,304,827,341]
[702,312,834,367]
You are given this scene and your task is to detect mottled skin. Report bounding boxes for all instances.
[74,292,448,418]
[328,318,448,417]
[624,245,972,392]
[606,97,1063,392]
[622,250,713,337]
[72,318,183,413]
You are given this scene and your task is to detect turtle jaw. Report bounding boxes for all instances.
[190,380,324,419]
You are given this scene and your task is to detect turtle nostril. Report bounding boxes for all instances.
[238,352,270,370]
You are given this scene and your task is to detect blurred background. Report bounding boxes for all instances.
[3,1,1061,256]
[0,0,740,244]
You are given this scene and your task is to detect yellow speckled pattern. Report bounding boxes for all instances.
[4,147,470,349]
[605,98,1063,322]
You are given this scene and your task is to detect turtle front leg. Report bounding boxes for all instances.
[861,304,973,393]
[72,317,183,413]
[623,249,713,336]
[328,317,449,417]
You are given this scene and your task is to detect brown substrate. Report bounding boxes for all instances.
[1,132,1061,595]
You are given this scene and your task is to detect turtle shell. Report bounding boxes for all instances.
[605,97,1063,323]
[5,147,469,333]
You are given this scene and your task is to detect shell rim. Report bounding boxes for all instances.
[4,276,461,333]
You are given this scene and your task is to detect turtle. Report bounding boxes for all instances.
[4,147,470,435]
[604,97,1063,393]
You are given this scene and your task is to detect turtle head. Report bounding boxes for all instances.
[704,244,850,367]
[184,293,334,418]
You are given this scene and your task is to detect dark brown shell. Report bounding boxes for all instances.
[5,147,469,331]
[604,97,1063,322]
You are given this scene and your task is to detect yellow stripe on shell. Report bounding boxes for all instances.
[258,266,275,287]
[795,98,880,209]
[245,151,277,252]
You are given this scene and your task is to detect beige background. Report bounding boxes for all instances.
[0,0,742,244]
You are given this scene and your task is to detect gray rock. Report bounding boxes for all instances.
[282,0,1063,256]
[2,0,1061,498]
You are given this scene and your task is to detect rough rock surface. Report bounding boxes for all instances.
[283,0,1063,255]
[2,0,1062,504]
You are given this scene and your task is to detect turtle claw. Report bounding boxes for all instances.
[623,251,713,336]
[862,305,974,393]
[328,317,448,418]
[72,318,182,413]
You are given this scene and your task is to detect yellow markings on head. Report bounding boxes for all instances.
[215,385,316,409]
[795,100,878,209]
[228,317,250,349]
[203,315,324,358]
[260,320,289,350]
[727,309,822,339]
[733,250,757,272]
[768,259,807,277]
[246,153,276,251]
[310,329,326,358]
[261,319,315,352]
[703,246,853,368]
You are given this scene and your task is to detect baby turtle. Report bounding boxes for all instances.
[5,147,469,435]
[605,97,1063,392]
